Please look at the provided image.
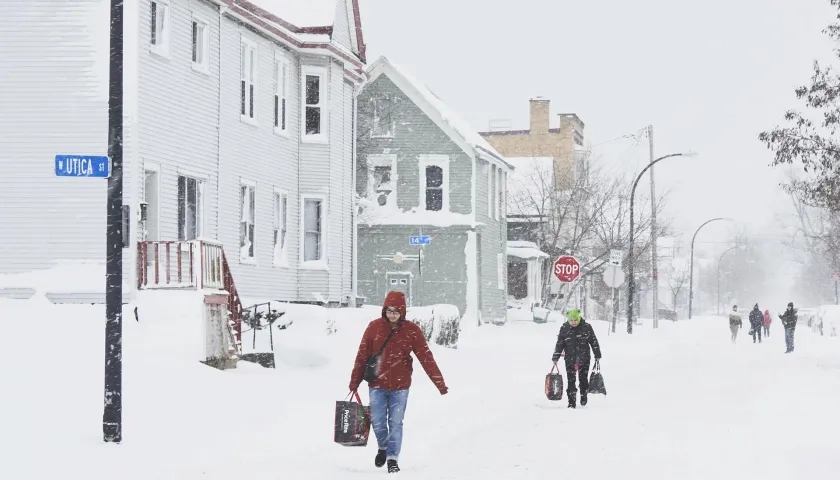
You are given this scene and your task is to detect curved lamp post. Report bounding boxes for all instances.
[716,245,743,315]
[626,151,698,334]
[687,217,730,319]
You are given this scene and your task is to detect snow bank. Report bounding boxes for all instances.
[0,260,106,294]
[406,304,461,348]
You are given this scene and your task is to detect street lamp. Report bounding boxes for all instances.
[626,151,698,334]
[716,245,743,315]
[688,217,730,319]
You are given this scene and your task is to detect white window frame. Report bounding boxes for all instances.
[149,0,171,58]
[273,188,289,267]
[496,167,504,221]
[497,253,506,289]
[239,180,257,264]
[176,174,205,241]
[240,36,258,125]
[371,96,395,138]
[301,65,328,144]
[419,155,449,212]
[273,52,290,136]
[500,170,507,219]
[300,193,328,269]
[490,164,497,220]
[191,14,210,74]
[367,154,397,206]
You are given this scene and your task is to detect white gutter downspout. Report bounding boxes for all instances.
[351,84,359,306]
[216,5,226,240]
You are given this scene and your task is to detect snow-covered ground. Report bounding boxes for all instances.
[3,296,840,479]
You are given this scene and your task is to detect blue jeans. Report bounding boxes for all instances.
[785,327,795,351]
[369,387,409,461]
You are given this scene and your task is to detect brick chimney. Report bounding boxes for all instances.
[529,97,550,134]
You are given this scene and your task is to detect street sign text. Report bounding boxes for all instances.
[55,155,110,178]
[553,255,581,283]
[409,235,431,246]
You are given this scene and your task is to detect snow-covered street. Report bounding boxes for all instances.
[3,299,839,479]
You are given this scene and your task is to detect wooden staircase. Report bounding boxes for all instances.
[137,239,243,363]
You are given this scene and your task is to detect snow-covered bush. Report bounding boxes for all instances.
[433,304,461,348]
[407,306,435,341]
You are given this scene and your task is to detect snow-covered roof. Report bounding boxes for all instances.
[366,56,511,170]
[246,0,338,28]
[505,157,554,217]
[507,241,549,259]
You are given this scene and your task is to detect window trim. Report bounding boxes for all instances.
[273,51,291,137]
[419,155,449,212]
[496,167,503,221]
[299,193,328,269]
[239,179,257,265]
[367,154,397,206]
[240,35,258,126]
[301,65,328,144]
[190,13,211,74]
[149,0,171,58]
[273,187,290,268]
[500,170,506,219]
[370,96,395,138]
[489,164,496,220]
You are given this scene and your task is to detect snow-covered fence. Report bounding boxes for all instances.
[406,304,461,349]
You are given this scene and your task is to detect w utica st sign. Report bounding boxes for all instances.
[553,255,581,283]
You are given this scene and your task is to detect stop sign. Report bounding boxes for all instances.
[553,255,581,283]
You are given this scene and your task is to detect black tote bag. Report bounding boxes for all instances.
[545,364,564,401]
[588,359,606,395]
[334,390,371,447]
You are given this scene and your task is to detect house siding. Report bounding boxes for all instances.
[356,70,507,319]
[0,0,132,297]
[332,0,353,52]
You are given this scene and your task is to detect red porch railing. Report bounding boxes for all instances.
[137,239,242,345]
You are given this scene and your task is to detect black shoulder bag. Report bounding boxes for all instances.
[363,328,395,383]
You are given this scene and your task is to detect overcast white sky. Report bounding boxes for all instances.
[358,0,836,257]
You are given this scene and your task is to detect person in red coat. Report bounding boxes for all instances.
[349,291,448,473]
[763,309,771,337]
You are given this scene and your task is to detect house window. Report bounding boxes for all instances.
[302,197,324,263]
[150,1,170,56]
[368,155,396,206]
[191,16,209,72]
[497,253,505,289]
[302,66,326,142]
[177,175,204,241]
[273,189,288,266]
[371,96,395,137]
[274,54,290,134]
[420,155,449,212]
[240,38,257,122]
[239,182,256,262]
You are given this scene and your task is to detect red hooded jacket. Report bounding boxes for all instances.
[764,310,771,326]
[349,291,448,394]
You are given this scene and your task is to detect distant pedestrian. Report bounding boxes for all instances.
[763,309,771,337]
[729,305,743,343]
[551,309,602,409]
[779,302,798,353]
[749,304,763,343]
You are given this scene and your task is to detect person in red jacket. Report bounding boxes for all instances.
[349,291,448,473]
[763,309,771,337]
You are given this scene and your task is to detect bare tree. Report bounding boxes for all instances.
[668,262,690,312]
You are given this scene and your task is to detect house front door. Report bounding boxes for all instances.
[385,272,412,307]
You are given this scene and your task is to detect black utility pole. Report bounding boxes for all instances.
[103,0,124,444]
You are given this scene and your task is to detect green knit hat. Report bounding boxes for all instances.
[566,309,582,322]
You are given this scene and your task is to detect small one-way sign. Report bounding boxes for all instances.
[55,155,110,178]
[409,235,431,246]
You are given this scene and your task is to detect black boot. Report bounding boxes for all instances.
[387,459,400,473]
[567,391,576,408]
[581,393,588,406]
[375,449,387,468]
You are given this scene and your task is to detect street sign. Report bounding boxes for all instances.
[409,235,430,246]
[603,265,625,288]
[609,249,623,266]
[55,155,110,178]
[553,255,581,283]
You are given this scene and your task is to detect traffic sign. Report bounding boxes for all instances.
[55,155,110,178]
[603,265,625,288]
[409,235,430,246]
[553,255,581,283]
[609,249,623,266]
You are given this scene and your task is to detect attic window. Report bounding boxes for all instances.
[371,97,395,137]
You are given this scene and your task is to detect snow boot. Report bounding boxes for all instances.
[567,393,576,409]
[387,459,400,473]
[375,449,387,468]
[581,393,588,406]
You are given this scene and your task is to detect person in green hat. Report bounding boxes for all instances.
[551,308,602,408]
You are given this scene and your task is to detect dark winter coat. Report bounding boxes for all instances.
[749,308,764,328]
[729,312,743,327]
[551,319,602,366]
[349,291,447,393]
[780,307,798,330]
